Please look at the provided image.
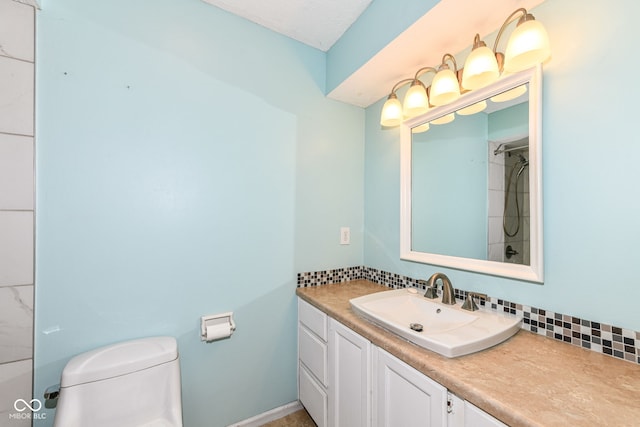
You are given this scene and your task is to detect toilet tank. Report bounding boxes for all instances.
[53,336,183,427]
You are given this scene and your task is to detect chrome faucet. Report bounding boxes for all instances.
[426,273,456,305]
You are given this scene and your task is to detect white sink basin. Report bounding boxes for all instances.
[349,288,522,358]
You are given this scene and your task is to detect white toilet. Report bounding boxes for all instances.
[53,336,183,427]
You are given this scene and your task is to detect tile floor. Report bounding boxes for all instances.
[261,409,316,427]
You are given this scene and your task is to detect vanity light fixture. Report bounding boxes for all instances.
[380,94,403,127]
[379,8,549,128]
[380,78,413,127]
[403,67,437,119]
[462,34,500,90]
[429,54,460,106]
[463,8,550,89]
[501,9,550,73]
[403,81,429,118]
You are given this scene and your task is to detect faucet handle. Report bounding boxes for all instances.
[417,279,438,299]
[461,292,488,312]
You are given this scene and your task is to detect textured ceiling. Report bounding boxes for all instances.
[201,0,372,52]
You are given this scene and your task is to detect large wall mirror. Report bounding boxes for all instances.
[400,66,543,282]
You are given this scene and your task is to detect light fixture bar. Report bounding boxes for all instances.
[379,8,550,128]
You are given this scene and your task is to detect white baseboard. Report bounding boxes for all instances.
[227,401,304,427]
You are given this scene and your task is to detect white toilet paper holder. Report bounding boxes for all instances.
[200,312,236,342]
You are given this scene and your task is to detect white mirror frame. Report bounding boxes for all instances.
[400,65,543,283]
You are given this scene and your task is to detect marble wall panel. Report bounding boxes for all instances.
[0,211,34,286]
[0,285,33,364]
[0,134,33,210]
[0,0,34,62]
[0,57,34,136]
[0,359,33,427]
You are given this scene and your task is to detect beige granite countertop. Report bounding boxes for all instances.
[296,280,640,427]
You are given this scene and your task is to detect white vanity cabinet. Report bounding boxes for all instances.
[298,297,507,427]
[373,347,447,427]
[298,299,329,427]
[448,394,508,427]
[328,318,371,427]
[298,298,371,427]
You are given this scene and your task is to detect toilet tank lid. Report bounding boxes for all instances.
[60,336,178,387]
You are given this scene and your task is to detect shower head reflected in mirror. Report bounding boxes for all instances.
[516,154,528,178]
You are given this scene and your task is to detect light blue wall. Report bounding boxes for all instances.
[34,0,363,426]
[326,0,440,94]
[364,0,640,331]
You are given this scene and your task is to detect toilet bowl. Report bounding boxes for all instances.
[53,336,183,427]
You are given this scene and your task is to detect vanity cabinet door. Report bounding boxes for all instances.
[448,393,507,427]
[328,319,371,427]
[373,347,447,427]
[463,400,507,427]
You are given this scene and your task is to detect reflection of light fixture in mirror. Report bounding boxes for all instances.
[403,67,437,118]
[430,54,460,106]
[457,100,487,116]
[490,84,527,103]
[412,122,430,133]
[431,113,455,125]
[462,34,499,90]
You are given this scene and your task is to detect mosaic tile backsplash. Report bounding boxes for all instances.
[297,266,640,365]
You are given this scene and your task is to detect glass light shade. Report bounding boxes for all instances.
[457,100,487,116]
[490,84,527,103]
[431,113,455,125]
[429,68,461,106]
[380,96,403,127]
[412,122,430,133]
[403,84,429,118]
[504,19,550,73]
[462,46,499,90]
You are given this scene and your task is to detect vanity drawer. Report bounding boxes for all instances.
[299,324,328,386]
[299,362,327,427]
[298,298,327,341]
